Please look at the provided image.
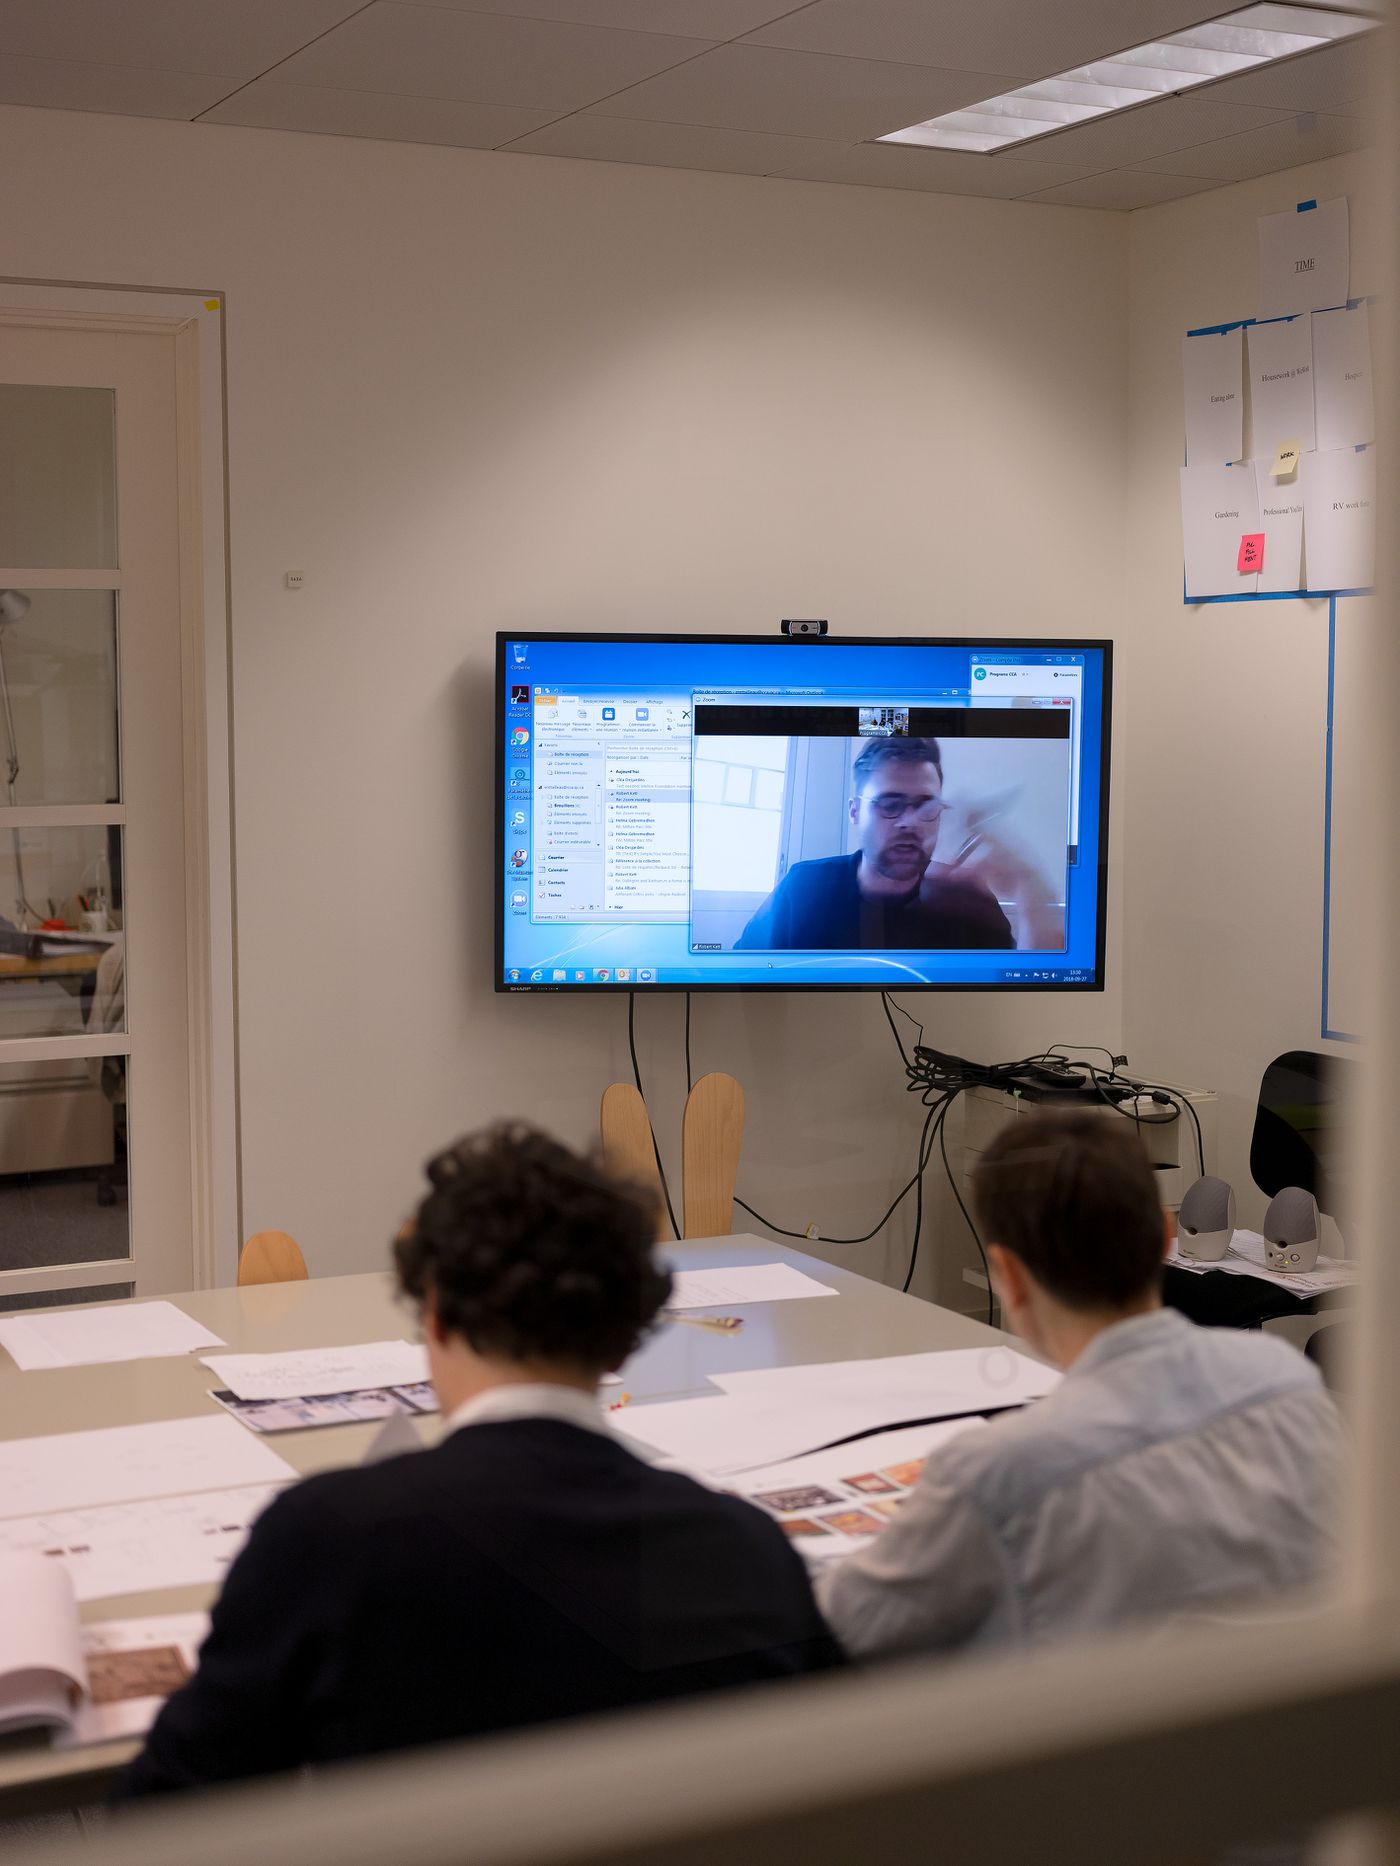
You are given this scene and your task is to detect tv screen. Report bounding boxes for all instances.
[497,634,1110,992]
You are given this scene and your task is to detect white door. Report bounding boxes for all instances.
[0,320,200,1304]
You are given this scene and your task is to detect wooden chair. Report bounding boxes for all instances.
[599,1072,745,1240]
[600,1082,673,1240]
[237,1229,309,1287]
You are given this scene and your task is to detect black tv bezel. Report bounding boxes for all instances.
[495,631,1112,995]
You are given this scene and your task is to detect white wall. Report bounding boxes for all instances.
[1124,150,1378,1233]
[0,104,1131,1305]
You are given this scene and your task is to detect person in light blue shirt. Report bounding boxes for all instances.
[818,1108,1346,1657]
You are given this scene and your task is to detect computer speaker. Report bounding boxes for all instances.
[1176,1176,1235,1262]
[1263,1186,1320,1274]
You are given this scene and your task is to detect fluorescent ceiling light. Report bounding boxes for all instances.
[879,4,1378,155]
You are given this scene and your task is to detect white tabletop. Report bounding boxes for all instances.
[0,1234,1015,1812]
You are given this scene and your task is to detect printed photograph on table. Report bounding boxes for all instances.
[778,1518,832,1540]
[841,1471,900,1495]
[818,1508,885,1538]
[750,1485,843,1514]
[878,1459,927,1488]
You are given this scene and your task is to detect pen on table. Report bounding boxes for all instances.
[666,1313,744,1333]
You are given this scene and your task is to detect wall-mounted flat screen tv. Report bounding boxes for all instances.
[497,633,1110,992]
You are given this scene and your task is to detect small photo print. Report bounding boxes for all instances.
[87,1646,191,1706]
[817,1508,885,1538]
[751,1485,843,1514]
[842,1471,898,1496]
[877,1458,927,1489]
[389,1382,440,1414]
[866,1497,904,1520]
[778,1517,833,1540]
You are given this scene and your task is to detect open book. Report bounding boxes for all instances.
[0,1554,206,1746]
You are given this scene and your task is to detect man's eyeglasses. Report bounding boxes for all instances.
[866,792,947,823]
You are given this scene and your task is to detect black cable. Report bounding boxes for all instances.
[626,991,680,1240]
[684,991,693,1094]
[938,1094,995,1325]
[880,990,912,1069]
[902,1097,946,1294]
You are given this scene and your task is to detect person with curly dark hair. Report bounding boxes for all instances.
[118,1124,841,1798]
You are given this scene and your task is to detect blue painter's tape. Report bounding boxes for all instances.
[1298,198,1317,211]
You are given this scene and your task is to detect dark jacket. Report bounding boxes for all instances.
[736,851,1014,951]
[117,1420,843,1797]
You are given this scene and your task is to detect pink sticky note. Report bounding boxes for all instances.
[1238,532,1265,575]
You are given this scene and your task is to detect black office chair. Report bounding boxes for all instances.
[1164,1049,1354,1335]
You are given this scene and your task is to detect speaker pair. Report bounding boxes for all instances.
[1176,1178,1320,1273]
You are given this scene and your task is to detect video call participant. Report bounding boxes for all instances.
[818,1110,1345,1658]
[118,1126,841,1798]
[735,737,1058,953]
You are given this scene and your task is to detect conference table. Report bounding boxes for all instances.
[0,1234,1018,1816]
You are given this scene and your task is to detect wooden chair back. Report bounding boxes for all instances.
[600,1082,673,1240]
[238,1229,309,1287]
[682,1071,745,1240]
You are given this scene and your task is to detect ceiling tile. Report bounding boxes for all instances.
[276,4,715,111]
[419,0,802,38]
[504,113,847,174]
[740,0,1231,80]
[596,44,1023,141]
[203,78,557,146]
[0,0,364,79]
[764,140,1113,196]
[1022,168,1227,210]
[1133,108,1371,179]
[1195,36,1377,114]
[995,93,1288,169]
[0,52,228,117]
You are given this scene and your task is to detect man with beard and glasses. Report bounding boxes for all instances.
[735,736,1060,953]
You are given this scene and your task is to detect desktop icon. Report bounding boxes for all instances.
[529,970,544,983]
[552,969,567,981]
[507,968,521,982]
[509,891,527,908]
[635,966,656,983]
[511,767,527,784]
[510,848,528,866]
[512,644,527,665]
[614,967,631,983]
[510,810,526,827]
[510,726,530,746]
[572,969,587,982]
[510,684,530,705]
[594,968,612,982]
[602,706,615,721]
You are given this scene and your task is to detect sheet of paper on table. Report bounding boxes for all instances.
[727,1418,987,1562]
[612,1348,1053,1474]
[711,1346,1058,1411]
[63,1612,212,1748]
[0,1485,286,1603]
[1166,1228,1358,1298]
[0,1301,225,1371]
[0,1415,294,1521]
[663,1264,836,1310]
[201,1339,429,1401]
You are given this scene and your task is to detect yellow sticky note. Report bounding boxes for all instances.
[203,299,220,312]
[1271,437,1301,478]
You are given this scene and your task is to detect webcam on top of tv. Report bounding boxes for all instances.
[780,618,828,637]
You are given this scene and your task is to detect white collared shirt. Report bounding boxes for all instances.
[443,1382,609,1439]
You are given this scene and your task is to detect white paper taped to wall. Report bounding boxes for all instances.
[1247,317,1315,461]
[1258,198,1348,320]
[1182,327,1243,466]
[1181,461,1259,599]
[1301,447,1376,593]
[1312,301,1374,452]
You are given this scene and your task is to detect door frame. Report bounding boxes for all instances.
[0,286,237,1295]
